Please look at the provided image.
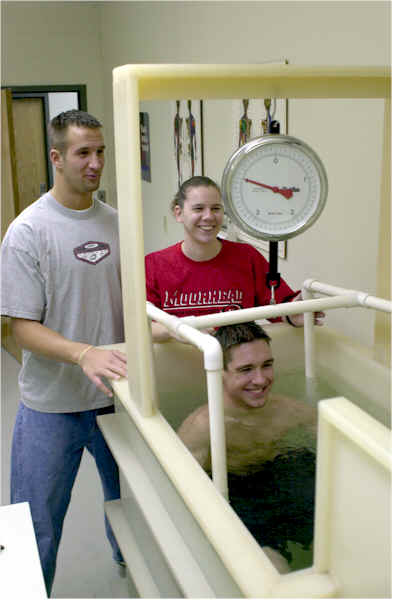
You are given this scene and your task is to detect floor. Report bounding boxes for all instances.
[1,348,134,599]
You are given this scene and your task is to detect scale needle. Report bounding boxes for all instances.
[245,178,294,199]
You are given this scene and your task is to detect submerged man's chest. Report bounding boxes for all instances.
[224,417,315,474]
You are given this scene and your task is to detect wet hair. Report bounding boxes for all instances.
[170,176,221,214]
[48,109,102,154]
[214,322,271,369]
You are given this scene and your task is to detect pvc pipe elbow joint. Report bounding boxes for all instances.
[174,323,223,371]
[200,334,224,371]
[356,292,369,307]
[303,278,318,291]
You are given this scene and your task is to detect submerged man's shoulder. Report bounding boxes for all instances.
[267,393,317,428]
[177,403,209,436]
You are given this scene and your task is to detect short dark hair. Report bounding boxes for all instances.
[171,176,221,213]
[214,322,271,369]
[48,109,102,153]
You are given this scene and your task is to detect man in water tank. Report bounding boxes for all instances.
[178,321,317,572]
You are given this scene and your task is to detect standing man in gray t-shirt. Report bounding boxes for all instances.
[1,110,127,595]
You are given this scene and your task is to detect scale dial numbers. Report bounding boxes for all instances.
[222,135,328,241]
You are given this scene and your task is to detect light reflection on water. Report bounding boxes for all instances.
[272,367,391,429]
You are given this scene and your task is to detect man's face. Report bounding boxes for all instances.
[223,339,274,409]
[54,125,105,194]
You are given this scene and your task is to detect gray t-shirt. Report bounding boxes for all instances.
[1,193,124,412]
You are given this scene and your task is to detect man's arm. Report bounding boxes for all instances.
[177,407,211,470]
[12,318,127,397]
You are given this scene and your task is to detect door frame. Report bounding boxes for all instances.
[2,84,87,187]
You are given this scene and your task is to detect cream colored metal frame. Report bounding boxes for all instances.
[98,323,391,598]
[112,64,390,419]
[147,285,391,500]
[100,64,391,598]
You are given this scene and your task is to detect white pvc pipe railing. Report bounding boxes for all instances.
[146,285,391,497]
[302,279,392,378]
[302,284,317,378]
[146,302,228,499]
[146,286,392,498]
[179,294,361,329]
[303,279,392,313]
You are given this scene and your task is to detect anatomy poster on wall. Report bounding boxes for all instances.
[140,112,151,182]
[172,99,203,188]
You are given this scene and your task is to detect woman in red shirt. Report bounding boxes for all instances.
[145,176,323,342]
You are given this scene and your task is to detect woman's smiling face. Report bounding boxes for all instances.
[174,185,224,246]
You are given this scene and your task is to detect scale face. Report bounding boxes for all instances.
[222,135,328,241]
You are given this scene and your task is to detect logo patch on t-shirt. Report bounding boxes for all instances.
[73,241,111,265]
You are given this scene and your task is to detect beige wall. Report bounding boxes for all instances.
[1,1,108,187]
[98,1,390,348]
[2,1,391,350]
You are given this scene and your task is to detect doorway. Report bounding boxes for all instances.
[1,84,87,361]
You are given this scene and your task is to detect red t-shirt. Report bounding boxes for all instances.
[145,239,298,320]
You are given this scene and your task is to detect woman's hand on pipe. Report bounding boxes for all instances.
[151,321,192,344]
[288,292,325,327]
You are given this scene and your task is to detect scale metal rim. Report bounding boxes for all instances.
[221,134,328,242]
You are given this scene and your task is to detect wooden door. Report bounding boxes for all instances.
[1,89,21,361]
[12,97,48,213]
[1,93,49,362]
[1,89,18,238]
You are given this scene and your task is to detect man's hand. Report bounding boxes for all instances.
[11,318,128,398]
[288,292,325,327]
[79,347,128,397]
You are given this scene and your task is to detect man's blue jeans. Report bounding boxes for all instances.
[11,403,123,596]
